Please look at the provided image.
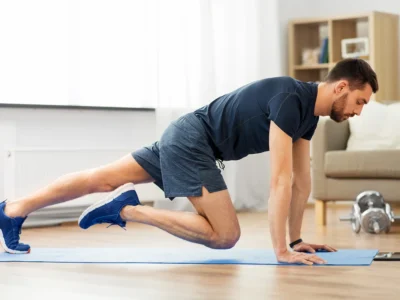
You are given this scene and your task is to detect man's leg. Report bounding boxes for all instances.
[0,153,158,253]
[4,154,154,218]
[120,186,241,249]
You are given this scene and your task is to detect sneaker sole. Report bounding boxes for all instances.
[0,229,30,254]
[78,182,137,228]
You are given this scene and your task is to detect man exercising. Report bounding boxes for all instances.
[0,58,378,265]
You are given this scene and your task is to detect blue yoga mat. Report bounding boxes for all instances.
[0,248,378,266]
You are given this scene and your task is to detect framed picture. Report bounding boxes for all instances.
[341,37,369,58]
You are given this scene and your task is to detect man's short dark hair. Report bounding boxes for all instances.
[324,58,379,93]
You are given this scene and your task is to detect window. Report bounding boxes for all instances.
[0,0,156,108]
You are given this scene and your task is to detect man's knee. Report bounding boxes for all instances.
[207,228,241,249]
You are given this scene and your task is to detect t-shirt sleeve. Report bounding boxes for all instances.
[301,120,319,140]
[268,93,302,138]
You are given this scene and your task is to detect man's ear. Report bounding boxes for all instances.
[334,80,348,94]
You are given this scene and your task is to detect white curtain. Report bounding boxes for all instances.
[151,0,280,212]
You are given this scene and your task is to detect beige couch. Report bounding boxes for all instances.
[311,117,400,225]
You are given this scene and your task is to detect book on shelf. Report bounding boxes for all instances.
[319,37,329,64]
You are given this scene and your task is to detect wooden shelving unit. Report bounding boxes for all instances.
[288,11,399,102]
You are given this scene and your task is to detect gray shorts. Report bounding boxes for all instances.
[132,112,227,200]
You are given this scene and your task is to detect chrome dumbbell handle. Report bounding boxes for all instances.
[339,213,361,233]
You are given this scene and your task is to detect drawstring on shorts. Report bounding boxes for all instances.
[216,159,225,170]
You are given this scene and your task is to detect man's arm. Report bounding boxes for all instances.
[268,121,293,256]
[288,137,337,253]
[268,122,325,265]
[266,92,327,264]
[288,137,311,243]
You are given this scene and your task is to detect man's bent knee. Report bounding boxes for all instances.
[207,229,241,249]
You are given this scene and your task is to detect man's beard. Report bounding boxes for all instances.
[330,93,348,122]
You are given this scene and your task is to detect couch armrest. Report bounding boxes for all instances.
[312,117,350,155]
[311,117,350,200]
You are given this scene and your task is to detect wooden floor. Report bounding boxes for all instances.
[1,204,400,300]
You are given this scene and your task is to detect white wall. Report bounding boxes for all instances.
[312,0,399,16]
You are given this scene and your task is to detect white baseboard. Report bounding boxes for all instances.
[23,204,87,228]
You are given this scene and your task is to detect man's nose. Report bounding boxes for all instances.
[354,106,364,116]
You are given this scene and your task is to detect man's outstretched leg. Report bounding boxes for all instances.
[79,186,241,249]
[0,154,154,253]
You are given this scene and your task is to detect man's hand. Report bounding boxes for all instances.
[292,242,337,253]
[276,249,327,265]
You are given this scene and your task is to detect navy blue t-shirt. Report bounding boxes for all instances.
[193,76,319,161]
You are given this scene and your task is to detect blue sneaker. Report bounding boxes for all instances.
[78,183,141,230]
[0,200,30,254]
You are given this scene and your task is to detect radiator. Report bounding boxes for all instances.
[3,147,165,227]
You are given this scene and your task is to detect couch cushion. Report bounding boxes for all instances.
[346,100,400,150]
[324,150,400,179]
